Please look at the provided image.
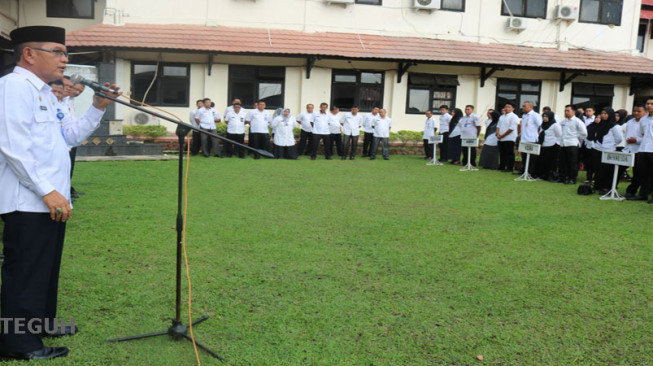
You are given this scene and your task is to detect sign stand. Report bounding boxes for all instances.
[515,142,541,182]
[460,138,479,171]
[426,134,443,166]
[599,151,635,201]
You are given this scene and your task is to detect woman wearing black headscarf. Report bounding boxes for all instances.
[536,111,562,181]
[584,113,601,184]
[593,107,623,193]
[479,110,500,169]
[447,108,463,164]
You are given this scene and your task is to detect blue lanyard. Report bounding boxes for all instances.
[56,108,66,141]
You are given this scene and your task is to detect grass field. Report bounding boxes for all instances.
[3,155,651,365]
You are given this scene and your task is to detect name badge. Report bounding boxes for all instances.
[40,105,48,111]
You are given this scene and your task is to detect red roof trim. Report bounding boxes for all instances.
[642,0,653,6]
[642,9,653,20]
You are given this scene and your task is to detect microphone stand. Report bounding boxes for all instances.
[100,92,273,361]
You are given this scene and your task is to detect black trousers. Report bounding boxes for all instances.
[0,212,66,353]
[249,132,270,159]
[297,130,313,156]
[537,145,559,181]
[498,141,515,171]
[190,130,201,155]
[626,152,643,195]
[423,139,433,158]
[223,133,245,158]
[439,132,449,162]
[595,150,617,191]
[329,133,343,157]
[637,152,653,198]
[559,146,580,181]
[462,147,477,166]
[343,134,359,158]
[311,134,331,159]
[362,132,374,156]
[69,147,77,179]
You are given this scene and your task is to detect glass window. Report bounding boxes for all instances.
[441,0,465,11]
[406,73,458,115]
[228,65,285,109]
[579,0,622,25]
[47,0,94,19]
[495,79,541,117]
[332,69,385,112]
[501,0,548,19]
[571,83,614,112]
[637,23,647,53]
[355,0,382,5]
[131,63,190,107]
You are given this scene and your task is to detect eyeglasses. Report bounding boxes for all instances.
[31,47,69,58]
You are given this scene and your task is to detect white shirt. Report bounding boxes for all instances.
[189,108,200,127]
[342,112,363,136]
[312,112,330,135]
[195,107,220,129]
[296,111,314,132]
[541,123,562,147]
[520,110,543,143]
[246,109,271,134]
[498,112,519,142]
[459,113,481,139]
[0,66,104,214]
[438,113,451,134]
[328,113,342,134]
[422,117,437,139]
[270,115,298,147]
[623,118,643,154]
[638,115,653,153]
[373,117,392,138]
[583,115,595,126]
[363,112,379,133]
[559,116,588,147]
[594,124,623,152]
[224,109,247,134]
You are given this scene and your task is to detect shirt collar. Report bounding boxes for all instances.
[13,65,50,93]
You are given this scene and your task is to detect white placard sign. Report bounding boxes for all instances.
[518,142,541,156]
[429,135,443,144]
[461,138,479,147]
[601,151,635,167]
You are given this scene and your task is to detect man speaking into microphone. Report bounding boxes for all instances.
[0,26,120,361]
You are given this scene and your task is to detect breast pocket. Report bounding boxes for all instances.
[32,110,57,150]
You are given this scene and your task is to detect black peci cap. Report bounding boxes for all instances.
[10,26,66,46]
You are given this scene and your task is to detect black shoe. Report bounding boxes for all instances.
[341,156,347,160]
[598,189,609,195]
[350,156,355,160]
[548,179,561,183]
[43,325,78,338]
[254,156,260,160]
[383,157,390,160]
[370,157,376,160]
[214,155,222,158]
[0,346,69,361]
[624,192,635,199]
[626,195,647,201]
[311,157,316,160]
[361,154,369,158]
[648,199,653,204]
[501,169,512,173]
[325,156,332,160]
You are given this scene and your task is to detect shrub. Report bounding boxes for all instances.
[397,130,413,147]
[124,125,168,141]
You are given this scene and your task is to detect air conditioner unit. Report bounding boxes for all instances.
[507,17,528,31]
[555,5,578,20]
[324,0,354,5]
[413,0,441,10]
[132,112,159,126]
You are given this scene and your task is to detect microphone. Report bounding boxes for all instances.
[70,74,118,94]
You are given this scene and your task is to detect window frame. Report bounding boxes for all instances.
[440,0,465,12]
[227,65,286,110]
[500,0,548,19]
[570,82,614,112]
[355,0,382,5]
[495,78,542,117]
[46,0,95,19]
[330,69,385,113]
[637,23,648,53]
[130,62,190,107]
[578,0,623,26]
[405,73,458,115]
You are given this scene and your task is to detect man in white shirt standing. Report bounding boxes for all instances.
[194,98,222,158]
[519,101,542,175]
[362,106,380,157]
[189,99,203,156]
[496,102,520,172]
[422,110,437,160]
[296,103,314,156]
[310,102,332,160]
[328,106,343,158]
[438,105,452,162]
[631,98,653,203]
[625,104,646,199]
[370,108,392,160]
[224,98,242,118]
[559,105,588,184]
[459,105,481,167]
[223,102,247,158]
[245,100,271,159]
[341,105,362,160]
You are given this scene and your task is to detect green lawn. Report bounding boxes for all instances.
[3,155,651,365]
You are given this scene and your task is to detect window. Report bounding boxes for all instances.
[47,0,94,19]
[131,63,190,107]
[406,73,459,114]
[441,0,465,11]
[579,0,622,25]
[228,65,285,109]
[637,23,648,53]
[355,0,382,5]
[331,70,384,112]
[495,79,541,117]
[501,0,547,18]
[571,83,614,112]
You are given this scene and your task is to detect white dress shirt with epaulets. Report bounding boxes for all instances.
[498,112,520,142]
[342,112,363,136]
[583,115,595,126]
[542,123,562,147]
[373,117,392,138]
[0,66,104,214]
[639,115,653,153]
[459,113,481,138]
[246,109,271,133]
[623,118,643,154]
[594,125,623,152]
[225,109,247,134]
[195,107,221,129]
[296,111,314,133]
[363,112,379,133]
[559,116,588,147]
[520,110,543,143]
[328,113,342,134]
[438,113,451,134]
[189,108,199,127]
[313,112,330,135]
[423,117,436,139]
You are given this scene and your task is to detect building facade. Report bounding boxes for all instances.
[2,0,653,131]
